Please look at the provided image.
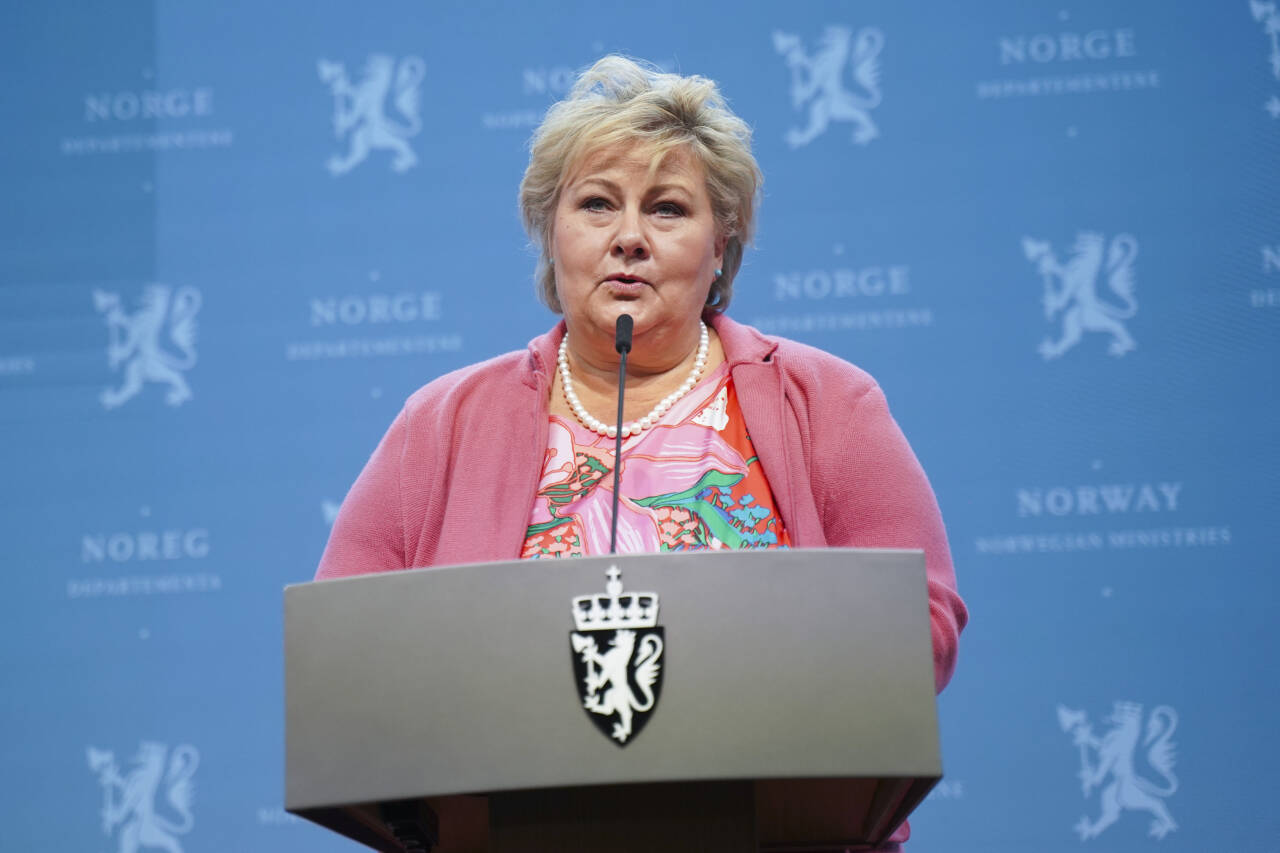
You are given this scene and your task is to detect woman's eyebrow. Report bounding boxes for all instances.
[570,176,622,193]
[570,177,695,198]
[646,182,694,197]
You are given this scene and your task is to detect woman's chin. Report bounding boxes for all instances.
[589,293,650,327]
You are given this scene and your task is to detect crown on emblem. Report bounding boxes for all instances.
[572,565,659,631]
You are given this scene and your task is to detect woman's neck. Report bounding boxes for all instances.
[551,321,725,427]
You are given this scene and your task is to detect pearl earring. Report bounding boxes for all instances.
[714,268,722,278]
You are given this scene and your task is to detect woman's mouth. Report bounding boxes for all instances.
[602,275,651,294]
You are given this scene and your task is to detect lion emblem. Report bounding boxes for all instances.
[87,741,199,853]
[1251,1,1280,117]
[571,628,663,744]
[318,54,425,175]
[94,285,201,409]
[773,25,884,148]
[1023,232,1138,359]
[1058,702,1178,841]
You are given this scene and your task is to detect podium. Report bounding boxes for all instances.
[285,548,941,851]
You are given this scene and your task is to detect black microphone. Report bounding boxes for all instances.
[609,314,633,554]
[614,313,633,355]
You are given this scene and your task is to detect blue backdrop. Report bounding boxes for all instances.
[3,1,1277,850]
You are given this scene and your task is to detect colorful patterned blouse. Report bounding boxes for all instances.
[523,365,791,558]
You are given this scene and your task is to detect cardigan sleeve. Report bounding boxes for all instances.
[314,408,409,580]
[817,382,968,693]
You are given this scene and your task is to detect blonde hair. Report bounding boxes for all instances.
[519,56,762,314]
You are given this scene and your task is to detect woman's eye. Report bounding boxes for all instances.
[654,202,684,217]
[582,197,610,212]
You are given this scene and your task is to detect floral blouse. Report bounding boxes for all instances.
[523,365,791,557]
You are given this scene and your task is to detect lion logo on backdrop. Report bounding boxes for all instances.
[94,285,201,409]
[773,24,884,148]
[1022,232,1138,359]
[318,54,426,175]
[570,566,664,745]
[87,741,199,853]
[1250,1,1280,118]
[1057,702,1178,841]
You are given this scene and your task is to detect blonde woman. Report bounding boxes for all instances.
[317,58,967,846]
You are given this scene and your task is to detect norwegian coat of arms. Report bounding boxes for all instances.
[317,54,425,175]
[570,566,664,746]
[773,24,885,148]
[87,741,199,853]
[1057,702,1178,840]
[93,285,201,409]
[1023,232,1139,360]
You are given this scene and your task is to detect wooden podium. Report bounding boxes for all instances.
[285,549,941,851]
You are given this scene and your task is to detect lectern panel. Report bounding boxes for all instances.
[286,548,939,812]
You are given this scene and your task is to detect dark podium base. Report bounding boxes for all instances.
[295,776,928,851]
[376,777,922,852]
[490,781,756,853]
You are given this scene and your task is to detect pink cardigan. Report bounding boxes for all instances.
[317,314,967,693]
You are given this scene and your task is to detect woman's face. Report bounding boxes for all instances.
[551,144,725,350]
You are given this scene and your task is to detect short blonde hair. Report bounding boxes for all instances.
[519,56,762,314]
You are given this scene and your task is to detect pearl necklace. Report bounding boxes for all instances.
[558,322,709,438]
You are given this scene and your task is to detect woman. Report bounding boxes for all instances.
[316,55,966,847]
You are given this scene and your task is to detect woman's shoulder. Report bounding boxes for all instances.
[718,316,881,404]
[396,323,559,419]
[773,336,878,391]
[400,347,541,425]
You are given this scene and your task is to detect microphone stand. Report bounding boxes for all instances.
[609,314,633,555]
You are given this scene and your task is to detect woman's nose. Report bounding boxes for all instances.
[611,209,650,261]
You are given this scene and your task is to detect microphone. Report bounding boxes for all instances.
[609,314,633,554]
[614,313,633,355]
